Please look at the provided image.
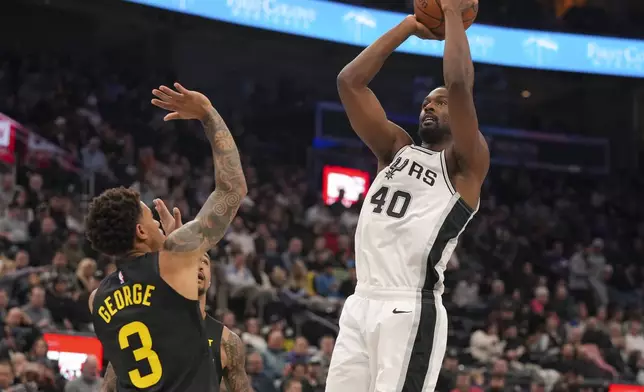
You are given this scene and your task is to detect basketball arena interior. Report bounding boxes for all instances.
[1,0,644,391]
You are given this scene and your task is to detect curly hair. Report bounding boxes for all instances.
[85,187,142,256]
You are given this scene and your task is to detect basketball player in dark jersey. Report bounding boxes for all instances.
[100,208,252,392]
[87,82,247,392]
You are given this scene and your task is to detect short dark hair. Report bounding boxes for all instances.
[85,187,141,256]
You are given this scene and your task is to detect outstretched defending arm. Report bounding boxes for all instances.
[152,84,247,256]
[441,0,489,180]
[337,16,438,167]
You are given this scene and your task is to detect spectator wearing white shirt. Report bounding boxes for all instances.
[470,322,505,365]
[225,217,256,256]
[226,250,262,315]
[304,198,332,227]
[452,273,481,308]
[625,320,644,355]
[242,317,268,352]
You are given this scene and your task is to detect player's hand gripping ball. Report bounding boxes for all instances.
[414,0,478,38]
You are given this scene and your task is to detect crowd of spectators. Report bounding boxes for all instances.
[1,9,644,392]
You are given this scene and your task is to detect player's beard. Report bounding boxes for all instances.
[418,123,451,145]
[198,287,206,296]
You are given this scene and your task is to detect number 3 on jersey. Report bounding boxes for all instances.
[370,186,411,218]
[119,321,163,388]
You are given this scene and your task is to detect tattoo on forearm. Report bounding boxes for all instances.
[222,332,252,392]
[101,362,117,392]
[164,108,247,253]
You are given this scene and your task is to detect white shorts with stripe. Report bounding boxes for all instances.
[325,286,448,392]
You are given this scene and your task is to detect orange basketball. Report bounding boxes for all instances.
[414,0,478,38]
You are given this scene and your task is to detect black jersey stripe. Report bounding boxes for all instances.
[422,197,473,292]
[439,151,456,195]
[400,197,473,391]
[401,292,438,392]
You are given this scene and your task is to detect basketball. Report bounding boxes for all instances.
[414,0,478,38]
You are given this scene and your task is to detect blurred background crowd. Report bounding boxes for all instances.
[0,0,644,391]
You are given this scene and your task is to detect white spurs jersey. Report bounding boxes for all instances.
[354,145,478,295]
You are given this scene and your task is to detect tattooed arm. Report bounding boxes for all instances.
[152,83,247,255]
[221,328,252,392]
[100,363,117,392]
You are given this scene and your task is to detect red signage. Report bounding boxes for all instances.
[322,165,370,207]
[43,333,103,380]
[609,385,644,392]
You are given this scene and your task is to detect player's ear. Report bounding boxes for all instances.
[135,223,148,241]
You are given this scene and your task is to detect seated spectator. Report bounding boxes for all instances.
[451,370,483,392]
[73,258,96,294]
[40,252,74,289]
[45,276,75,330]
[470,322,504,364]
[226,217,256,256]
[338,261,356,298]
[63,355,101,392]
[0,361,16,391]
[226,250,260,315]
[29,217,62,266]
[625,319,644,355]
[0,203,30,245]
[549,282,575,321]
[282,238,303,272]
[243,317,268,352]
[304,358,322,390]
[282,362,313,392]
[28,338,55,370]
[287,336,310,364]
[21,286,53,331]
[263,330,288,381]
[282,378,303,392]
[60,232,84,270]
[307,237,333,269]
[530,286,549,316]
[313,264,338,298]
[246,351,277,392]
[452,273,481,308]
[310,335,334,385]
[1,308,38,354]
[501,324,525,363]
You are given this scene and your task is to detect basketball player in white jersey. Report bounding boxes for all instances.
[326,0,487,391]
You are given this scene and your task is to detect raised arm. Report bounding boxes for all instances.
[337,17,435,167]
[221,328,252,392]
[441,0,489,180]
[151,83,247,256]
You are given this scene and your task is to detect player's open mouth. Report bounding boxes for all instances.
[197,272,205,281]
[422,114,437,125]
